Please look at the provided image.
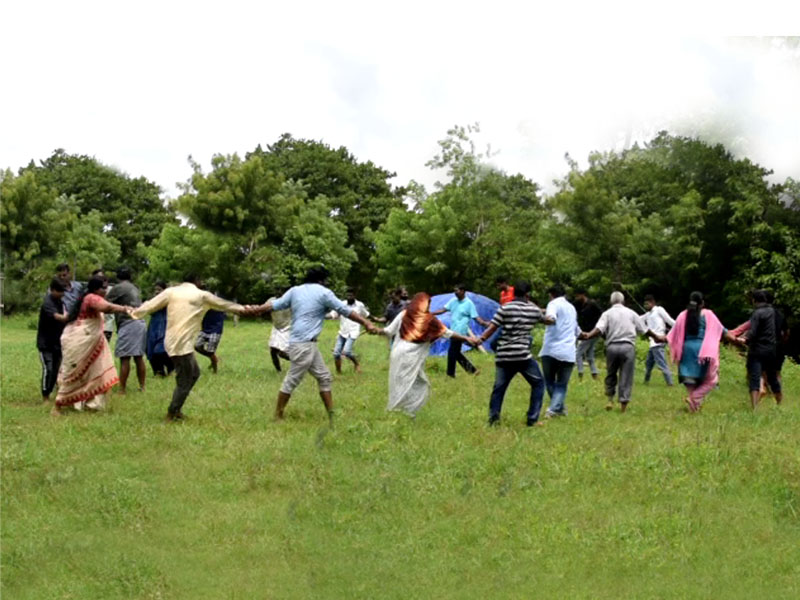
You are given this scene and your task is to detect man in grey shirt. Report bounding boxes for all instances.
[106,266,147,394]
[580,292,664,412]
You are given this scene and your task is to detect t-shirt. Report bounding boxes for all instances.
[271,283,353,343]
[105,280,142,327]
[335,300,370,339]
[491,299,543,362]
[201,309,226,335]
[384,300,408,324]
[499,287,515,305]
[539,296,581,362]
[37,294,66,351]
[444,296,478,335]
[748,304,777,356]
[595,304,647,346]
[576,299,602,331]
[643,305,675,347]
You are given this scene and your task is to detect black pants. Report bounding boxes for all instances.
[149,353,174,376]
[169,353,201,415]
[447,338,476,377]
[747,352,781,393]
[39,349,62,397]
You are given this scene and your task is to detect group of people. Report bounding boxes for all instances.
[37,263,789,425]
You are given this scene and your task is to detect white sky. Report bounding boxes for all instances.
[2,1,799,199]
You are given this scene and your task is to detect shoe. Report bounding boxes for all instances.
[165,411,186,422]
[605,401,614,411]
[526,418,544,427]
[488,415,500,426]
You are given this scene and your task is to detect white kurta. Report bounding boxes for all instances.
[384,311,453,416]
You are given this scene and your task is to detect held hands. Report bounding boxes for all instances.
[467,335,482,347]
[124,306,135,316]
[365,323,382,335]
[578,331,588,341]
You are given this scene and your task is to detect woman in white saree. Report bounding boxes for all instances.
[383,292,476,417]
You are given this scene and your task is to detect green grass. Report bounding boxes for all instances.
[2,315,799,599]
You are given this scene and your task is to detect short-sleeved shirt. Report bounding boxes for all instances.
[272,283,353,343]
[384,300,408,324]
[595,304,647,346]
[491,300,543,362]
[105,280,142,327]
[576,299,602,331]
[444,296,478,336]
[643,305,675,347]
[499,287,515,305]
[335,300,370,339]
[539,296,581,362]
[37,294,66,351]
[201,310,226,335]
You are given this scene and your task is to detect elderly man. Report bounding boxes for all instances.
[579,291,664,412]
[257,267,377,422]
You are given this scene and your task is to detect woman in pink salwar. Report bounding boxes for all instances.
[666,291,742,413]
[52,276,131,415]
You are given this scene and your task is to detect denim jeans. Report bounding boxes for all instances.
[333,335,356,359]
[488,359,545,424]
[576,337,599,375]
[644,345,674,385]
[540,355,574,415]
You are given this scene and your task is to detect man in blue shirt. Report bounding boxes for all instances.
[432,284,490,378]
[258,266,377,422]
[539,284,581,417]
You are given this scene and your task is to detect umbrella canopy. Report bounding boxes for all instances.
[428,291,501,356]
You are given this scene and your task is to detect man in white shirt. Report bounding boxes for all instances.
[331,288,370,374]
[642,294,675,386]
[580,292,664,412]
[539,284,581,418]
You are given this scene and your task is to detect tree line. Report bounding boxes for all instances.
[2,126,798,355]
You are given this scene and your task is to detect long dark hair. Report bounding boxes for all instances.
[67,276,107,323]
[686,291,704,337]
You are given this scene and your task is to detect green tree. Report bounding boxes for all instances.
[248,134,403,301]
[173,153,355,302]
[375,125,550,299]
[1,169,120,312]
[21,149,176,272]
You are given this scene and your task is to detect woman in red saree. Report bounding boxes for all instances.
[52,276,131,415]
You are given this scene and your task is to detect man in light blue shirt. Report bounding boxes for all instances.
[539,284,581,417]
[259,267,376,422]
[432,284,489,378]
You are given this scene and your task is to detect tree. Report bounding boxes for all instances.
[375,125,551,300]
[21,149,176,272]
[1,169,121,312]
[173,153,355,302]
[247,134,403,301]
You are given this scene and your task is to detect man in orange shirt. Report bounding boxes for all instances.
[491,277,516,352]
[496,277,515,305]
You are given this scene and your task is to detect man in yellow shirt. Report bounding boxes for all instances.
[132,274,254,421]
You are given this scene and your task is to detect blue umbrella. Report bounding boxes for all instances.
[428,291,501,356]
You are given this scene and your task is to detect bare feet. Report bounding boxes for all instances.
[50,405,63,416]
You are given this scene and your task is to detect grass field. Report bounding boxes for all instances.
[2,314,799,599]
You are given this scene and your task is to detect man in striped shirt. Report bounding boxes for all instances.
[476,281,546,427]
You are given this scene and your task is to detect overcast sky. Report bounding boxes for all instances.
[2,2,798,199]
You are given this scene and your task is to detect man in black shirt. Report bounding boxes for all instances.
[745,290,783,408]
[37,278,69,402]
[574,288,602,380]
